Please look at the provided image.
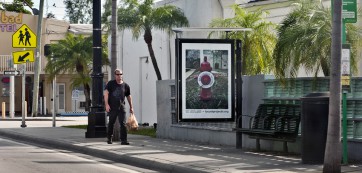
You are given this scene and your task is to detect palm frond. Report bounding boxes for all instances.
[273,0,362,79]
[209,4,276,75]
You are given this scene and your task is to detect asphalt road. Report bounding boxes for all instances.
[0,137,159,173]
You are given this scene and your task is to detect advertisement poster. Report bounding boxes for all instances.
[178,39,234,121]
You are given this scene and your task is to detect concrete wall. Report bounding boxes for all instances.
[156,79,236,146]
[156,80,174,139]
[157,75,301,149]
[156,76,362,162]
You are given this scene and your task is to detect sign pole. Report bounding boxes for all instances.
[21,63,27,127]
[9,75,14,118]
[341,43,349,165]
[52,74,56,127]
[11,17,38,121]
[9,64,17,118]
[341,0,357,164]
[52,55,56,127]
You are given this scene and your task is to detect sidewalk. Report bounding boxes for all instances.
[0,117,361,173]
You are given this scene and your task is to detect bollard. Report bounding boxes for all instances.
[39,97,43,116]
[25,101,27,117]
[43,97,46,115]
[2,102,5,118]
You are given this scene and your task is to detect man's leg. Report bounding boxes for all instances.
[107,112,117,144]
[119,111,128,144]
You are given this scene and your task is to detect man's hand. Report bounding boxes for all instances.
[130,107,134,114]
[105,104,111,112]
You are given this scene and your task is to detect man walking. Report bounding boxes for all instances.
[104,69,134,145]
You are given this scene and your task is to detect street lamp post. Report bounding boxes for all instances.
[85,0,107,138]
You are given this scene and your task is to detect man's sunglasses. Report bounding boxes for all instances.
[115,73,123,76]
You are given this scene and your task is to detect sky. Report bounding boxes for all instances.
[2,0,73,20]
[33,0,68,20]
[32,0,107,21]
[4,0,162,21]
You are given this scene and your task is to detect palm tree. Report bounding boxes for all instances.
[323,0,342,171]
[324,0,345,171]
[273,1,362,171]
[273,0,361,80]
[208,4,277,75]
[111,0,117,78]
[1,0,33,14]
[117,0,189,80]
[111,0,121,142]
[44,34,109,111]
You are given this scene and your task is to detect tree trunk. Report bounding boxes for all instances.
[144,29,162,80]
[111,0,120,142]
[323,0,342,172]
[321,58,330,76]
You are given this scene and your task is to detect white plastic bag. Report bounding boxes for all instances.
[126,113,139,131]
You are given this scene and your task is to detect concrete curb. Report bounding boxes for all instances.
[0,129,208,173]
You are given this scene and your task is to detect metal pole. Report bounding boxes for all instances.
[1,102,5,118]
[52,74,56,127]
[9,76,14,118]
[235,39,242,149]
[21,64,27,127]
[86,0,106,138]
[342,91,348,164]
[342,22,348,165]
[175,34,180,124]
[92,0,103,113]
[31,0,44,117]
[10,64,16,118]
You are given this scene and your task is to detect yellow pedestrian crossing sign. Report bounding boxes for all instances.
[12,50,35,64]
[12,24,37,48]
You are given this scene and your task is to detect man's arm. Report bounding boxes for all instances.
[126,95,134,113]
[104,89,110,112]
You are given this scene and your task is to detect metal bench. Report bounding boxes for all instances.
[234,104,301,152]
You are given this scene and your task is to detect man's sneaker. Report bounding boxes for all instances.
[121,141,130,145]
[107,138,112,144]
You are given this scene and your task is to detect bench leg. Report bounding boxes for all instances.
[256,138,260,151]
[283,141,288,153]
[236,132,243,149]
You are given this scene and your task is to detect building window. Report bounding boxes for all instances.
[79,102,86,108]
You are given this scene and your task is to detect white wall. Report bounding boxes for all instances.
[113,0,229,124]
[112,0,362,125]
[121,29,167,125]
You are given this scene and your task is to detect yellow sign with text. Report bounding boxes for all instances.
[12,24,37,48]
[341,75,350,86]
[12,50,34,64]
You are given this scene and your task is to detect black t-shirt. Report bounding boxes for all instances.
[105,80,131,110]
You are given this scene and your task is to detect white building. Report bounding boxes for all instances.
[112,0,362,125]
